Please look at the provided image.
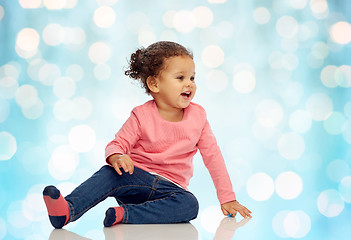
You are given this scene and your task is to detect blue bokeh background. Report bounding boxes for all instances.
[1,0,351,239]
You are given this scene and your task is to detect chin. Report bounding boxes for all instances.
[181,102,191,108]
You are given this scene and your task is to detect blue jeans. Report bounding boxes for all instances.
[65,165,199,224]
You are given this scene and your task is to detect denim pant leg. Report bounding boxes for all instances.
[65,165,157,223]
[121,177,199,224]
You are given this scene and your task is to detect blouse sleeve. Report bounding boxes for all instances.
[197,118,236,204]
[105,110,141,163]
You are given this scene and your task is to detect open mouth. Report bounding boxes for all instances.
[181,91,191,98]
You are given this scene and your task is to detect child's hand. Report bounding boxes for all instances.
[108,154,134,175]
[221,200,252,219]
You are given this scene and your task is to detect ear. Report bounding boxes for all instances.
[146,76,160,93]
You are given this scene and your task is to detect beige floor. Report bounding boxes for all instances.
[48,217,251,240]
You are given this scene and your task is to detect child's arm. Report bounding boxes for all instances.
[105,109,141,174]
[221,200,252,218]
[196,108,251,217]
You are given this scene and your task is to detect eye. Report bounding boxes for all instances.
[177,76,184,80]
[190,76,195,81]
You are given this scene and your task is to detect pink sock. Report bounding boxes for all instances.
[43,185,70,229]
[104,207,125,227]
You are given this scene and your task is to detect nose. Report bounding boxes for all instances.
[185,78,193,87]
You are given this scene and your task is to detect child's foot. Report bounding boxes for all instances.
[43,185,70,229]
[103,207,125,227]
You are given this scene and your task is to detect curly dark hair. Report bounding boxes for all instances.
[125,41,193,94]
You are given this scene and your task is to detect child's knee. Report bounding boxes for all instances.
[184,192,199,220]
[95,165,120,182]
[100,165,117,175]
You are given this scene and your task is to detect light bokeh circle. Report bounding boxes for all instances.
[21,99,44,120]
[251,121,281,141]
[16,28,40,52]
[273,210,311,238]
[306,93,333,121]
[53,77,76,99]
[173,10,196,33]
[330,21,351,44]
[48,145,80,180]
[72,97,93,120]
[19,0,42,8]
[205,70,228,92]
[15,84,38,108]
[200,205,223,233]
[276,16,299,38]
[246,172,274,201]
[336,65,351,88]
[317,189,344,217]
[66,64,84,82]
[201,45,224,68]
[272,210,290,238]
[283,210,311,238]
[0,76,18,99]
[289,110,312,133]
[22,193,46,222]
[163,10,176,28]
[42,23,65,46]
[0,99,10,123]
[282,53,299,71]
[44,0,66,10]
[0,6,3,21]
[0,132,17,161]
[68,124,96,152]
[289,0,308,9]
[7,201,31,230]
[88,42,111,64]
[53,99,75,122]
[310,0,329,19]
[96,0,119,6]
[94,63,112,81]
[278,132,305,160]
[193,6,213,28]
[253,7,271,24]
[255,99,283,127]
[93,6,116,28]
[320,65,338,88]
[233,71,256,94]
[311,41,328,59]
[323,112,346,135]
[339,176,351,203]
[38,63,61,86]
[275,171,303,200]
[342,120,351,144]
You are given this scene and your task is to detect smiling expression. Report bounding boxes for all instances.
[152,55,196,111]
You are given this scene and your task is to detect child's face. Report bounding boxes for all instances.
[154,55,196,110]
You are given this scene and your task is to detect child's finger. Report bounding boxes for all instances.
[115,167,123,175]
[244,207,252,217]
[128,164,134,174]
[221,207,229,216]
[112,162,123,175]
[240,209,252,218]
[120,161,129,173]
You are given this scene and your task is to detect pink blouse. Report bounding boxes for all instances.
[105,100,236,204]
